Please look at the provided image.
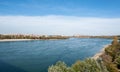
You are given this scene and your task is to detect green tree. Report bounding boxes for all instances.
[48,58,108,72]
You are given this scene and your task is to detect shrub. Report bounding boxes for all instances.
[105,63,118,72]
[48,58,108,72]
[48,61,75,72]
[115,56,120,69]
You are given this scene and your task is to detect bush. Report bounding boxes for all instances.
[115,56,120,69]
[105,63,118,72]
[48,58,108,72]
[48,61,75,72]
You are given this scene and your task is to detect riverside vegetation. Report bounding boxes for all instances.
[0,34,69,39]
[1,34,120,40]
[48,36,120,72]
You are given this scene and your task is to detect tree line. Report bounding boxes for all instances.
[0,34,69,39]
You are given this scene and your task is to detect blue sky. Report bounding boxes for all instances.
[0,0,120,35]
[0,0,120,17]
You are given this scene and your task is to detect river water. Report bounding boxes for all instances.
[0,38,112,72]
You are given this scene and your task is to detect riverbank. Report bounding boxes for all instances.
[0,38,69,42]
[0,39,33,42]
[92,44,110,60]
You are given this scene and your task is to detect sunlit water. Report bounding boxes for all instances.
[0,38,112,72]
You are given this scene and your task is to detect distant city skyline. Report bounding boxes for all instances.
[0,0,120,35]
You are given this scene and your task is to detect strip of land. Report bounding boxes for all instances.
[0,34,69,40]
[0,39,33,42]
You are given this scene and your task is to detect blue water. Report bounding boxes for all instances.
[0,38,112,72]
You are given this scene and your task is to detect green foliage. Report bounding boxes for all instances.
[115,56,120,69]
[105,44,120,62]
[105,63,118,72]
[48,61,75,72]
[115,56,120,65]
[103,37,120,72]
[48,58,108,72]
[72,58,108,72]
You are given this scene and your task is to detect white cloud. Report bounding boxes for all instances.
[0,15,120,35]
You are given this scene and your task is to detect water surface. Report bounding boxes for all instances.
[0,38,112,72]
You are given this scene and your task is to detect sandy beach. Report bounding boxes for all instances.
[0,39,33,42]
[92,44,110,60]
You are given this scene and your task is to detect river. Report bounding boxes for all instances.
[0,38,112,72]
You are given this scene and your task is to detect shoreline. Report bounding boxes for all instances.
[92,44,110,60]
[0,38,68,42]
[0,39,34,42]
